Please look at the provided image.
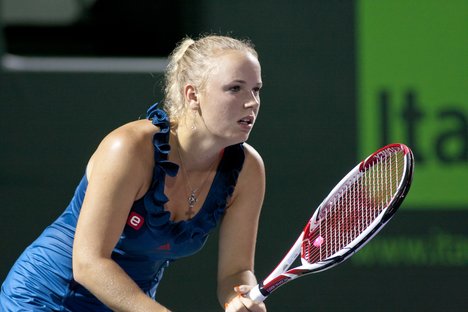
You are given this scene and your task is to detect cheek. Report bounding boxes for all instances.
[204,106,231,123]
[202,96,236,117]
[201,104,236,132]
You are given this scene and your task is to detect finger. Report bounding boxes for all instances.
[225,295,248,312]
[234,284,254,295]
[238,296,266,312]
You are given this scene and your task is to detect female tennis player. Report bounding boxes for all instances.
[0,35,267,312]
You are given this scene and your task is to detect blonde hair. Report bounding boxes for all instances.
[162,35,258,124]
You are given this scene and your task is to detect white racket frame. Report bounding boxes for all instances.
[248,143,414,302]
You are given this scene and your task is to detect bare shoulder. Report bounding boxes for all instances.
[104,119,157,146]
[240,142,265,178]
[89,120,156,165]
[86,119,158,196]
[229,143,265,204]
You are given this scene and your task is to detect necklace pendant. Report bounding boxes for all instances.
[188,191,198,208]
[186,191,198,218]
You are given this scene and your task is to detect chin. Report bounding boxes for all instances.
[235,133,251,144]
[221,133,250,146]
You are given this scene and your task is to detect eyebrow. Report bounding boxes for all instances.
[231,79,263,87]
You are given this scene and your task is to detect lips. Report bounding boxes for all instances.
[238,115,254,125]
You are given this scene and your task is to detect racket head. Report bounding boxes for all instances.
[300,143,414,270]
[248,143,414,303]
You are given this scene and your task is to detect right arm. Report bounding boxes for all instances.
[72,124,171,312]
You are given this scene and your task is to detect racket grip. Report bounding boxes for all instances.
[246,284,267,303]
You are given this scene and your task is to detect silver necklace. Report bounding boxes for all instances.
[176,138,217,218]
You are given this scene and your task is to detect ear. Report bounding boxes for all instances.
[184,84,200,110]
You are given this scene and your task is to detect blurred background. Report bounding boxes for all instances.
[0,0,466,311]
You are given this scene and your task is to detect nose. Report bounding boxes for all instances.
[245,90,260,108]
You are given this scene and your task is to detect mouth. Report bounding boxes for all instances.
[238,116,254,126]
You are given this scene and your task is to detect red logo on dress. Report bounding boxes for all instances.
[158,243,171,251]
[127,212,144,230]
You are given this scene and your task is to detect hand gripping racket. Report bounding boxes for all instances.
[248,143,414,302]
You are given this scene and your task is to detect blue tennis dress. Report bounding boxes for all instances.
[0,104,245,311]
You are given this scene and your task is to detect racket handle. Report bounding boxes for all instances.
[246,284,268,303]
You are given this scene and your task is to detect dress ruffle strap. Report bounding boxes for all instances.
[146,103,178,177]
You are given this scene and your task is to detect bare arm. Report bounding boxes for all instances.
[217,143,267,312]
[72,123,171,312]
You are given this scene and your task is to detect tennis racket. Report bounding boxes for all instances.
[248,143,414,302]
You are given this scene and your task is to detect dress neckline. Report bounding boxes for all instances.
[143,102,244,244]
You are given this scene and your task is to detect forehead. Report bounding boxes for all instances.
[208,50,261,81]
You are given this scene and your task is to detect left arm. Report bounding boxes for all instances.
[217,143,267,312]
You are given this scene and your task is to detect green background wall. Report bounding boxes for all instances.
[0,1,466,311]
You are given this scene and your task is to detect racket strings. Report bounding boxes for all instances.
[302,147,405,264]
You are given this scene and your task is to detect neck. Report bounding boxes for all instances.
[171,126,223,171]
